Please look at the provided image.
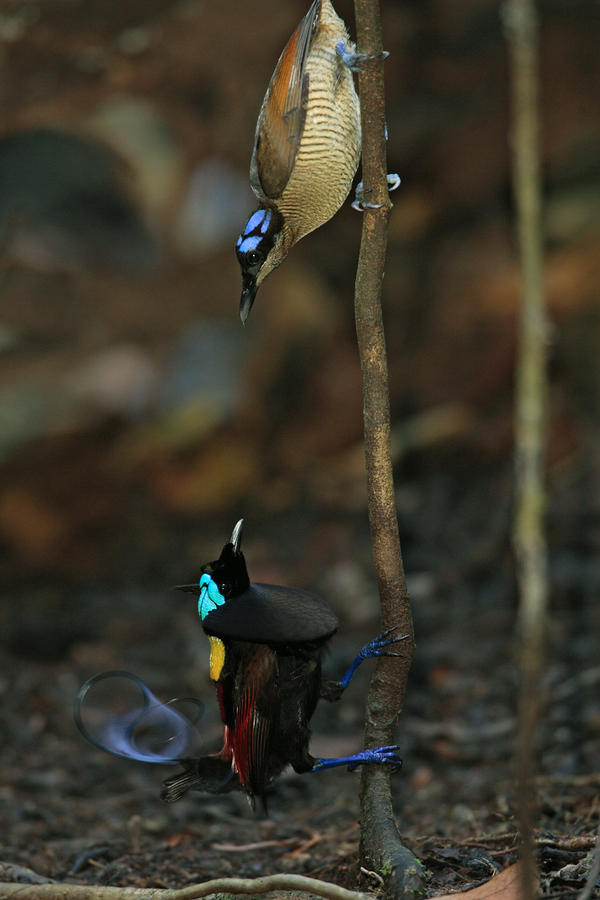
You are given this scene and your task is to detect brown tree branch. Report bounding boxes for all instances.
[0,875,373,900]
[351,1,424,897]
[503,0,548,898]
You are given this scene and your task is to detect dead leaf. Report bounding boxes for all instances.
[435,863,533,900]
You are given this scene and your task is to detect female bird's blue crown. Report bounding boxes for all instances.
[236,208,272,254]
[236,206,283,323]
[236,207,280,263]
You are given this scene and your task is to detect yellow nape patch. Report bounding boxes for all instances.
[209,636,225,681]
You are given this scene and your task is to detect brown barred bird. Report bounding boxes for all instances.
[235,0,363,323]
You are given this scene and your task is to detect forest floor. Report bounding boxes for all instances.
[2,451,598,899]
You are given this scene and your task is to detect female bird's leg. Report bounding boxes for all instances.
[312,745,402,772]
[352,174,401,211]
[321,627,408,701]
[335,39,389,72]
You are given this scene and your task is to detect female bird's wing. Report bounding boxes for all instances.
[250,0,320,200]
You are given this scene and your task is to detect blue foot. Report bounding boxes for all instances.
[352,175,402,212]
[336,39,389,73]
[338,627,408,691]
[312,745,402,773]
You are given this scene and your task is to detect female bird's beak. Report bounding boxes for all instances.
[240,277,257,325]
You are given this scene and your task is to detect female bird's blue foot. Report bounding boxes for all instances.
[312,745,402,773]
[338,626,408,691]
[336,39,389,72]
[352,175,401,211]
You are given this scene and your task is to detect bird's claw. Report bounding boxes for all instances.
[352,174,402,212]
[336,626,408,692]
[336,39,389,72]
[347,745,403,772]
[312,744,402,774]
[357,626,409,661]
[351,198,382,212]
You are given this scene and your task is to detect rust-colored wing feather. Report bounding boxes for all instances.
[250,0,319,200]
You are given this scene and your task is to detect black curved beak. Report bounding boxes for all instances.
[174,584,198,594]
[239,276,258,325]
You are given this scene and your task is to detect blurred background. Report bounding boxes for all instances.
[1,0,599,891]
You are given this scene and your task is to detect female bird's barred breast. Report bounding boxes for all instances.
[279,9,361,241]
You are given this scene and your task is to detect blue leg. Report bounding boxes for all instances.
[312,745,402,773]
[338,627,407,692]
[336,39,389,73]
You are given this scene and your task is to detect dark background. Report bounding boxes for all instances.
[0,0,598,895]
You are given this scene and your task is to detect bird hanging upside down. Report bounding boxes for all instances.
[163,519,405,809]
[235,0,398,324]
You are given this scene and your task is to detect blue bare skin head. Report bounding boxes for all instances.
[197,573,226,620]
[236,206,285,324]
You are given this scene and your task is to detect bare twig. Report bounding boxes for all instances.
[503,0,548,897]
[0,875,374,900]
[210,838,297,852]
[351,1,424,897]
[359,867,384,887]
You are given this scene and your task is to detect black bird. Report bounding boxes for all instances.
[162,519,404,808]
